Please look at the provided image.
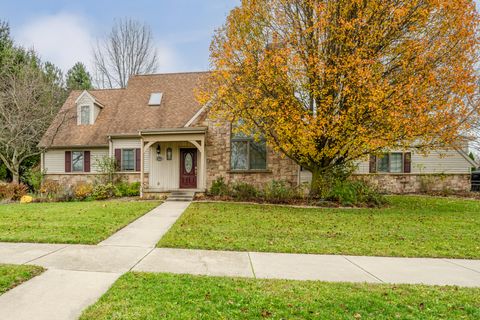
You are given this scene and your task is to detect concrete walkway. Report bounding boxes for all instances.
[1,200,480,319]
[0,201,189,320]
[99,201,190,248]
[133,248,480,287]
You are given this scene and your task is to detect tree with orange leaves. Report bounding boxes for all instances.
[199,0,480,194]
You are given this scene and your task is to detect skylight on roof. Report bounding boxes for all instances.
[148,93,163,106]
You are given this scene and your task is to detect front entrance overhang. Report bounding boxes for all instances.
[138,127,207,196]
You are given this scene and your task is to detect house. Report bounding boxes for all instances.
[39,72,477,195]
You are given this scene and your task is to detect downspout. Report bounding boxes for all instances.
[140,135,145,198]
[40,152,45,173]
[108,136,113,157]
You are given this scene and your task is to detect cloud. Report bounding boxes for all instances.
[15,12,94,72]
[155,41,183,73]
[14,12,183,74]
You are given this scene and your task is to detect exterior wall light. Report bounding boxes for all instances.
[156,144,163,161]
[166,147,173,160]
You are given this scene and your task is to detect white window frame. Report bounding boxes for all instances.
[80,105,91,125]
[377,152,404,173]
[230,135,267,171]
[121,149,136,172]
[72,151,85,172]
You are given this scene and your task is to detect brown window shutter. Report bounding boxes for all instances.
[84,151,91,172]
[403,152,412,173]
[135,148,141,172]
[65,151,72,172]
[114,149,122,170]
[369,155,377,173]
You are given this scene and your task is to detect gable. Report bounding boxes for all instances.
[39,72,209,148]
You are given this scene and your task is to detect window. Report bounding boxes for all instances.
[72,151,84,172]
[377,153,403,173]
[80,105,90,125]
[121,149,135,171]
[148,93,163,106]
[231,128,267,171]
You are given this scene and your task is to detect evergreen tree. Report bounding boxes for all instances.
[66,62,93,91]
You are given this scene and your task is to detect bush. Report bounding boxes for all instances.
[0,183,28,201]
[74,183,94,200]
[326,180,386,207]
[95,156,122,185]
[0,163,8,181]
[262,180,300,202]
[40,180,62,198]
[22,167,45,193]
[231,182,258,200]
[115,182,141,197]
[209,177,229,196]
[92,183,116,200]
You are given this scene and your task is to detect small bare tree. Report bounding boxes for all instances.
[93,18,159,88]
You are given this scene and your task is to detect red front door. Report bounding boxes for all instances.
[180,148,197,189]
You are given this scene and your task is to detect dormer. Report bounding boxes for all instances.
[75,90,104,125]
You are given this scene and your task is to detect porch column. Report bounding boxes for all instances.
[140,138,144,197]
[201,137,206,190]
[189,138,206,190]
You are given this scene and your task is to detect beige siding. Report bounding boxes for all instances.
[148,141,200,190]
[299,169,312,185]
[44,149,109,174]
[76,93,95,125]
[111,138,150,172]
[354,149,472,174]
[93,105,101,122]
[410,149,472,174]
[299,148,472,184]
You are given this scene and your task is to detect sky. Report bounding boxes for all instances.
[0,0,240,73]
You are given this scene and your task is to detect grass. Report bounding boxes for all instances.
[0,264,44,295]
[158,196,480,258]
[80,272,480,320]
[0,200,161,244]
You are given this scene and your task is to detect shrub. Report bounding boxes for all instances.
[95,156,122,185]
[0,183,28,201]
[209,176,229,196]
[231,182,258,200]
[92,183,116,200]
[115,182,141,197]
[326,180,386,207]
[74,183,94,200]
[53,187,74,202]
[22,167,45,193]
[0,163,8,181]
[262,180,300,202]
[39,180,62,198]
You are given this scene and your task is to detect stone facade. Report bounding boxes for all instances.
[353,174,471,194]
[45,173,148,188]
[200,118,299,189]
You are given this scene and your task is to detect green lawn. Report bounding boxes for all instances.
[80,272,480,320]
[0,200,161,244]
[0,264,44,295]
[158,196,480,258]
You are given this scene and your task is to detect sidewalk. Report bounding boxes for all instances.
[0,201,189,320]
[0,201,480,319]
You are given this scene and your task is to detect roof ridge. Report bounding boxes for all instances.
[88,88,126,92]
[131,71,211,77]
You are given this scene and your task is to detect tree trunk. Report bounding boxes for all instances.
[309,167,323,198]
[12,171,20,184]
